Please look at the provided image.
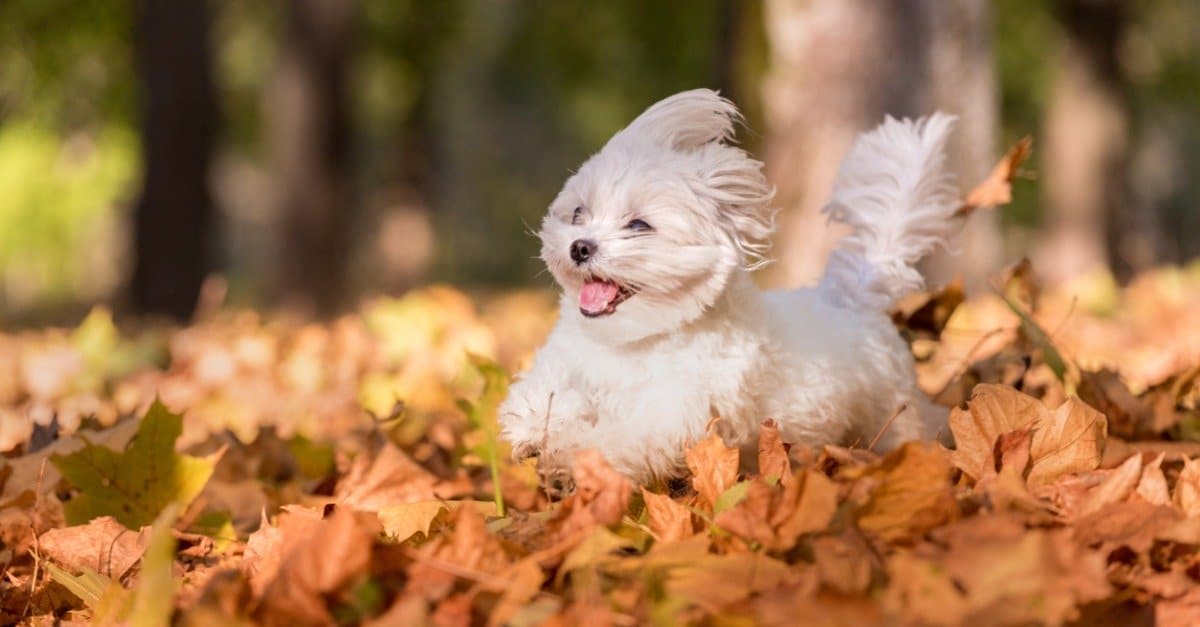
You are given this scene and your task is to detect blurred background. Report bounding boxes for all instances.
[0,0,1196,325]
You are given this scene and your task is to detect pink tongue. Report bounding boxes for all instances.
[579,280,619,314]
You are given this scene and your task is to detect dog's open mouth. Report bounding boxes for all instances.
[579,276,635,317]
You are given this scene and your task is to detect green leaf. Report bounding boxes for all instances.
[51,400,217,528]
[460,354,511,517]
[129,502,180,627]
[714,480,751,514]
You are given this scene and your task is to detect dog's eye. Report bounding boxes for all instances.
[571,206,584,225]
[625,218,652,232]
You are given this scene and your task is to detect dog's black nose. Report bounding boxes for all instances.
[569,239,596,264]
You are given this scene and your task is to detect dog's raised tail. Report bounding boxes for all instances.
[818,113,961,311]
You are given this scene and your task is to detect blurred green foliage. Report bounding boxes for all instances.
[0,0,1196,317]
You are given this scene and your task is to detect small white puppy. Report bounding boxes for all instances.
[500,89,959,487]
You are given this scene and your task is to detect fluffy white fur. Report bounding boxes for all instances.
[499,89,960,486]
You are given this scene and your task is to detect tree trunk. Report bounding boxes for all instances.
[1036,0,1144,283]
[131,0,217,320]
[760,0,1000,291]
[268,0,356,315]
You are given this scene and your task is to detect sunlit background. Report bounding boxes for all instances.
[0,0,1197,324]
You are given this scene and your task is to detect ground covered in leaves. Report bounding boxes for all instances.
[3,263,1200,626]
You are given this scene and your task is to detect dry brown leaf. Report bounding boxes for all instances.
[1074,500,1181,553]
[949,384,1046,481]
[641,488,695,543]
[774,469,839,539]
[1078,453,1142,517]
[255,507,375,626]
[571,449,630,527]
[757,420,790,484]
[1174,457,1200,518]
[405,505,511,603]
[956,135,1032,216]
[1027,397,1107,487]
[242,506,322,598]
[883,551,971,626]
[940,528,1109,626]
[666,552,797,613]
[38,517,148,579]
[685,431,739,510]
[334,441,441,512]
[950,385,1106,488]
[811,533,873,595]
[1157,588,1200,627]
[485,558,546,627]
[1135,452,1170,506]
[856,442,958,542]
[714,469,838,551]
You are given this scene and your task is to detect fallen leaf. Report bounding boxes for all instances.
[811,532,873,595]
[757,420,790,483]
[949,384,1045,481]
[255,507,375,626]
[856,442,959,542]
[666,552,797,613]
[1078,454,1142,517]
[377,500,497,544]
[128,503,182,627]
[38,517,148,579]
[941,528,1109,626]
[686,432,739,510]
[1174,457,1200,518]
[571,449,631,527]
[1135,452,1170,506]
[1027,397,1107,487]
[949,385,1106,487]
[50,401,218,528]
[641,488,694,543]
[335,440,441,512]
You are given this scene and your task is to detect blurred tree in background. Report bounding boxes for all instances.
[0,0,1197,323]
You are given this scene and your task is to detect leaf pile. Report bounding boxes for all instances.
[3,266,1200,625]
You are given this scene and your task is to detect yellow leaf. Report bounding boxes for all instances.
[379,500,498,543]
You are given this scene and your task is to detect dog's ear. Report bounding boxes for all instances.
[703,145,776,269]
[611,89,739,152]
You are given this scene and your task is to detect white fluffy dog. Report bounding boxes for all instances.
[500,89,960,488]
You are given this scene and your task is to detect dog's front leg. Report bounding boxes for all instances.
[499,345,595,464]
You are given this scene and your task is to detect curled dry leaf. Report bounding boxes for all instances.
[1078,454,1142,518]
[956,135,1033,216]
[950,384,1107,488]
[1135,452,1170,506]
[757,419,790,484]
[686,431,740,510]
[641,487,695,543]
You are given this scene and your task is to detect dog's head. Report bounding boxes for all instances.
[538,89,775,344]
